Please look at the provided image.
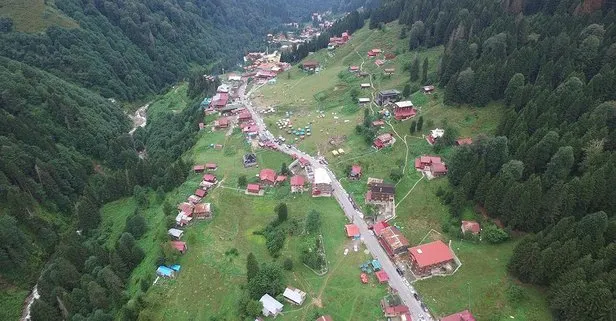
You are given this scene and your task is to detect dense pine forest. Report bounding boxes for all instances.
[0,0,364,319]
[369,0,616,319]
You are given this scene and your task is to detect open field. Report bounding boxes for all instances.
[415,240,551,321]
[0,0,78,32]
[0,288,29,320]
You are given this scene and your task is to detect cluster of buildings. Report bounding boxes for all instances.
[158,163,220,279]
[327,31,350,50]
[258,286,318,318]
[242,51,292,82]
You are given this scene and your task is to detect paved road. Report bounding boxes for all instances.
[238,83,432,321]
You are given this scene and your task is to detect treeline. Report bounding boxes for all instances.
[280,10,368,63]
[370,0,616,318]
[0,0,307,101]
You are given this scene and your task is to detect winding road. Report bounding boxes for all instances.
[238,82,433,321]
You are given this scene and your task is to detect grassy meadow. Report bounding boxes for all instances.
[0,0,78,32]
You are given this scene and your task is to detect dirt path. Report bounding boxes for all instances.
[395,175,424,209]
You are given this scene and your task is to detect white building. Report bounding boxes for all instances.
[283,286,306,305]
[312,167,333,197]
[430,128,445,139]
[259,294,283,317]
[167,228,184,239]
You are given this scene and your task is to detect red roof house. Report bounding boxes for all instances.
[415,155,442,170]
[290,175,305,193]
[202,174,217,183]
[276,175,287,184]
[171,241,187,254]
[461,221,481,235]
[298,157,310,167]
[408,240,455,275]
[367,50,377,57]
[259,169,277,185]
[238,110,252,122]
[194,189,207,198]
[375,270,389,283]
[205,163,217,170]
[246,183,261,194]
[372,120,385,127]
[178,202,194,214]
[384,53,396,60]
[383,305,410,317]
[373,133,394,149]
[360,273,369,284]
[211,92,229,108]
[440,310,476,321]
[456,137,473,146]
[194,203,212,219]
[302,61,320,71]
[215,117,229,129]
[430,163,448,177]
[193,165,206,172]
[378,226,410,258]
[393,101,417,121]
[316,316,334,321]
[372,221,390,236]
[345,224,360,238]
[349,165,362,180]
[349,66,359,72]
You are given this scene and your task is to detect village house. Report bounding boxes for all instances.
[375,59,385,66]
[168,228,184,240]
[375,270,389,283]
[238,110,252,123]
[246,183,261,195]
[210,92,229,109]
[259,168,277,185]
[193,164,206,173]
[427,128,444,145]
[378,226,410,258]
[217,84,230,93]
[380,300,409,318]
[384,53,396,60]
[373,133,395,150]
[441,310,476,321]
[358,97,371,105]
[243,153,257,167]
[361,83,371,89]
[422,85,436,94]
[194,203,212,219]
[178,202,194,214]
[302,60,320,72]
[349,165,362,180]
[408,240,455,276]
[312,167,333,197]
[171,241,187,254]
[358,71,369,78]
[345,224,360,238]
[461,220,481,235]
[205,163,217,171]
[187,194,201,204]
[376,89,401,106]
[175,211,191,226]
[156,266,176,278]
[372,119,385,127]
[415,155,448,178]
[315,316,333,321]
[371,221,390,236]
[393,101,417,121]
[283,286,307,305]
[366,182,395,203]
[202,173,217,184]
[290,175,305,193]
[259,294,283,317]
[349,65,359,72]
[194,188,207,198]
[367,48,382,57]
[456,137,473,146]
[298,157,310,168]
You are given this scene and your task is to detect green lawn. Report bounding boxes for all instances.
[415,240,551,321]
[0,0,78,32]
[0,288,29,321]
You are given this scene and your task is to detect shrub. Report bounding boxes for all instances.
[283,258,294,271]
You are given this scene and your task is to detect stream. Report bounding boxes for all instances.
[20,284,39,321]
[128,102,150,135]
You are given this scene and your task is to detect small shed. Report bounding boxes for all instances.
[375,270,389,283]
[156,266,176,278]
[283,286,307,305]
[247,183,261,194]
[461,221,481,235]
[360,83,371,89]
[168,228,184,240]
[171,241,187,254]
[358,98,371,104]
[360,273,369,284]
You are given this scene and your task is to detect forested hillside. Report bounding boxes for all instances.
[0,0,352,319]
[367,0,616,319]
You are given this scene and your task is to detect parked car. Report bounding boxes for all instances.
[395,267,404,276]
[420,302,429,312]
[413,293,420,301]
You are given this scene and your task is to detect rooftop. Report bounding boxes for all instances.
[380,226,409,249]
[313,168,331,184]
[409,240,454,268]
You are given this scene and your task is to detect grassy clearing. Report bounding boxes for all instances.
[147,83,191,118]
[0,288,29,320]
[0,0,78,32]
[415,240,551,321]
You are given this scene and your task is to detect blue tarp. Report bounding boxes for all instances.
[371,259,382,270]
[200,97,211,107]
[156,266,175,277]
[169,264,181,272]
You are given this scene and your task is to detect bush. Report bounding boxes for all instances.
[483,223,509,244]
[125,214,148,239]
[283,258,294,271]
[390,168,403,181]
